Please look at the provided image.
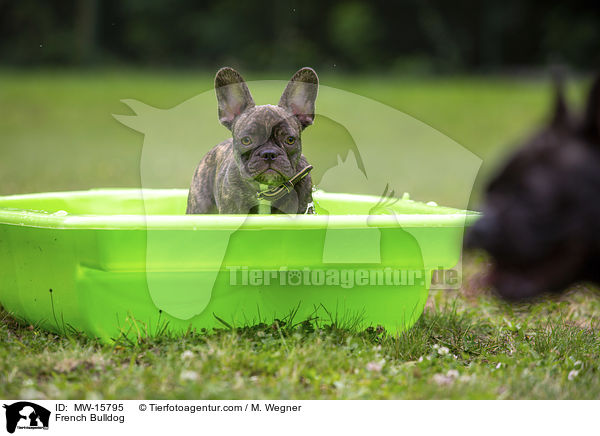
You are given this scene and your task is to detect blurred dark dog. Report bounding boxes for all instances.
[466,73,600,300]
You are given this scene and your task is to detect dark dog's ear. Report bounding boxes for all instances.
[582,73,600,143]
[279,67,319,129]
[215,67,255,130]
[550,69,569,129]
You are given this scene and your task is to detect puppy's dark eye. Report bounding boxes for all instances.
[240,136,252,146]
[285,136,296,145]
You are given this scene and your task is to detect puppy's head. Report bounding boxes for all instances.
[466,73,600,300]
[215,67,318,185]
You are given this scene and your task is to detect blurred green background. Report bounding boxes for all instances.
[0,0,597,207]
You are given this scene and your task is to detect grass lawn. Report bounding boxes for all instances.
[1,70,598,399]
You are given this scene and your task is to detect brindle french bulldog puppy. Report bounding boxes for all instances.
[466,73,600,300]
[186,67,318,214]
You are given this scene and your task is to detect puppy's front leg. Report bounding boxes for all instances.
[186,162,218,214]
[186,191,216,214]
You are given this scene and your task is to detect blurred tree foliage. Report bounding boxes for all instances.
[0,0,598,72]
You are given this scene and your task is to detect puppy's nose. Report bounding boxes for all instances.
[260,149,279,161]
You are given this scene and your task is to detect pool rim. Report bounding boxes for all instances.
[0,188,479,230]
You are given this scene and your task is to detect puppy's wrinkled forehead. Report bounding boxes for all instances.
[233,105,300,142]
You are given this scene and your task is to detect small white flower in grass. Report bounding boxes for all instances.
[180,370,199,382]
[417,356,424,363]
[388,365,400,375]
[496,362,502,369]
[366,359,385,372]
[446,369,459,379]
[437,346,449,356]
[568,370,579,381]
[432,374,451,386]
[432,374,447,385]
[433,370,459,386]
[181,350,194,361]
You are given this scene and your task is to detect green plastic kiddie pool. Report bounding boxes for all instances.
[0,189,477,342]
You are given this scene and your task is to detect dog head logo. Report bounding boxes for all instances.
[3,402,50,434]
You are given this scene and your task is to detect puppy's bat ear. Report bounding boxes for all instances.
[215,67,255,130]
[550,67,569,129]
[582,72,600,143]
[279,67,319,129]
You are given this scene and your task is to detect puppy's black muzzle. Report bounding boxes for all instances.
[259,146,282,161]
